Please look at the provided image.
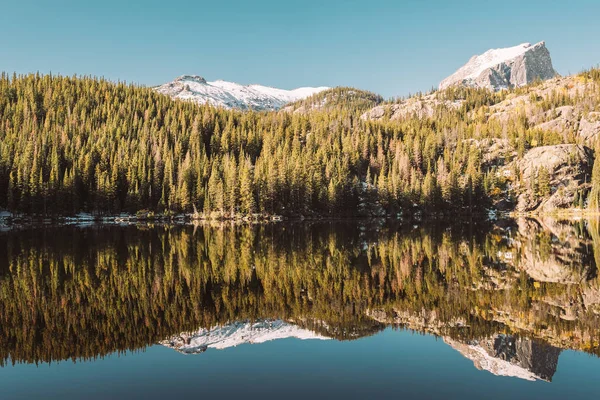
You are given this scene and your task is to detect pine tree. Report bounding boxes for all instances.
[537,166,551,197]
[239,158,255,215]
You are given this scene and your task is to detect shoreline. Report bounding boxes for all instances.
[509,208,600,218]
[3,208,599,229]
[0,210,495,229]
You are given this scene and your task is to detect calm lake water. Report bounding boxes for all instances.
[0,219,599,399]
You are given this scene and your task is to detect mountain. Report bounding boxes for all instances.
[154,75,329,111]
[439,41,558,91]
[160,319,329,354]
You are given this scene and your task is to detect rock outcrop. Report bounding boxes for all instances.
[466,138,515,168]
[534,106,578,135]
[513,144,593,212]
[360,93,462,121]
[439,42,558,91]
[485,75,599,144]
[579,112,600,143]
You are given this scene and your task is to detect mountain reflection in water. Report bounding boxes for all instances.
[0,218,599,384]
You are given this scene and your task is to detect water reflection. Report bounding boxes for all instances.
[445,335,560,382]
[0,219,599,382]
[160,319,331,355]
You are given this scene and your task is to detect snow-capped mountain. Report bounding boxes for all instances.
[160,319,330,355]
[439,41,558,91]
[155,75,329,111]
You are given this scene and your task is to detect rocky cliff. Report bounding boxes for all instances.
[439,41,558,91]
[513,144,594,213]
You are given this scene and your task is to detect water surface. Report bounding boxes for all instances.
[0,219,599,399]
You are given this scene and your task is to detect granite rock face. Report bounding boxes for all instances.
[360,93,462,121]
[513,144,593,212]
[440,42,558,91]
[579,112,600,143]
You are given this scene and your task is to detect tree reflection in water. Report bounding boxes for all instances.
[0,219,599,381]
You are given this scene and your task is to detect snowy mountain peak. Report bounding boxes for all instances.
[439,41,558,91]
[155,75,329,111]
[160,319,330,355]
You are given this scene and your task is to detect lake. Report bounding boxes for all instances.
[0,218,599,399]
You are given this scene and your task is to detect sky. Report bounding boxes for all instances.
[1,0,600,98]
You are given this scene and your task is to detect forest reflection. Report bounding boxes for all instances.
[0,218,599,371]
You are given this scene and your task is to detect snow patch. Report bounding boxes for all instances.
[457,43,534,83]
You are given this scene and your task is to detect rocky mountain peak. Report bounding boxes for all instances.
[174,75,207,84]
[439,41,558,91]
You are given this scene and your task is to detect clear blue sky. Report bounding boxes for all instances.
[2,0,599,98]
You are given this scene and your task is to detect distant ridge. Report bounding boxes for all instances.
[155,75,328,110]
